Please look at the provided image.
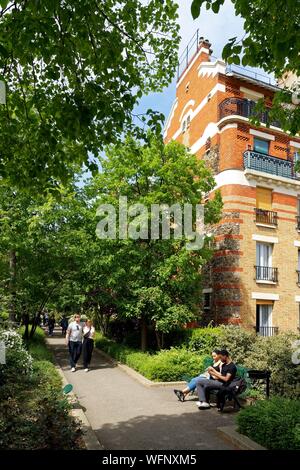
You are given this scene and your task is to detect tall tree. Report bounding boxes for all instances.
[91,135,223,349]
[191,0,300,134]
[0,0,180,190]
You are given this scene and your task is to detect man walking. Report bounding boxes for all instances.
[66,314,83,372]
[196,349,237,409]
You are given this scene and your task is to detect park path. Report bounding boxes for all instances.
[47,331,236,450]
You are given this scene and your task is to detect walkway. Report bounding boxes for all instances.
[47,332,236,450]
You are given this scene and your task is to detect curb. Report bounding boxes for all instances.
[217,425,266,450]
[55,367,103,450]
[96,348,187,388]
[46,339,103,450]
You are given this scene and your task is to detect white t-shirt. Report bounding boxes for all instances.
[83,325,95,339]
[67,321,83,342]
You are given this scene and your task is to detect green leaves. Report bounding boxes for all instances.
[191,0,203,19]
[191,0,224,18]
[0,0,180,191]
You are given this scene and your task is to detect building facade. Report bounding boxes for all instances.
[164,36,300,335]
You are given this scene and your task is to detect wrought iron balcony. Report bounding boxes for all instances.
[219,97,281,127]
[255,265,278,283]
[296,216,300,230]
[244,150,296,180]
[255,208,278,226]
[255,326,279,337]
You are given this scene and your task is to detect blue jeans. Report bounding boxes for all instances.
[187,374,208,392]
[68,341,82,368]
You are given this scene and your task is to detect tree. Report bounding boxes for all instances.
[0,0,180,190]
[91,134,223,349]
[191,0,300,134]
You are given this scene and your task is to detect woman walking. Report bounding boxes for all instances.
[82,319,95,372]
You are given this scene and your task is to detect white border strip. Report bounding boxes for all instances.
[252,292,279,301]
[252,234,279,243]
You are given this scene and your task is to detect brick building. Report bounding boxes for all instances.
[164,34,300,335]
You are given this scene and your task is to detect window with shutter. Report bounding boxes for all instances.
[256,187,272,210]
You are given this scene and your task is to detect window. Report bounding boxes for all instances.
[186,115,191,129]
[203,293,211,310]
[181,120,186,133]
[254,137,269,155]
[256,187,272,211]
[256,242,272,267]
[256,242,277,282]
[256,304,273,336]
[297,196,300,217]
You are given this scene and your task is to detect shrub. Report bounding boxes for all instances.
[237,397,300,450]
[135,349,207,382]
[0,329,33,382]
[185,326,224,354]
[244,332,300,399]
[217,325,256,364]
[95,333,207,381]
[0,327,81,450]
[32,360,62,389]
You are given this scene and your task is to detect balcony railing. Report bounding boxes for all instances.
[255,208,278,226]
[219,98,281,127]
[296,216,300,230]
[255,265,278,283]
[244,150,296,180]
[255,326,279,337]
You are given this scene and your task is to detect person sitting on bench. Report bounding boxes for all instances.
[196,349,237,409]
[173,350,222,402]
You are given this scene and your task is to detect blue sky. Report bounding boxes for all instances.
[134,0,245,122]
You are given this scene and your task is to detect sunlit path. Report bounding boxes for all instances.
[47,331,236,450]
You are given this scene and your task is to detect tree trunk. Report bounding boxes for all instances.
[140,316,148,352]
[155,330,164,350]
[9,250,17,322]
[23,313,29,342]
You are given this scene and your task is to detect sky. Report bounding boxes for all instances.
[134,0,245,121]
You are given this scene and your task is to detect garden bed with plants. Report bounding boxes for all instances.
[0,326,82,450]
[237,397,300,450]
[95,325,300,399]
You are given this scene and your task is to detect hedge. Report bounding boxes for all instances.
[184,326,300,399]
[0,327,81,449]
[237,397,300,450]
[95,333,208,382]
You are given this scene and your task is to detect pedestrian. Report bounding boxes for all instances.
[60,315,69,336]
[65,314,83,372]
[48,316,55,336]
[43,311,49,326]
[82,319,95,372]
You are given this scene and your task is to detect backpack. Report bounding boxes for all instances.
[231,377,247,395]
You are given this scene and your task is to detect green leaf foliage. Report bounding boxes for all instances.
[0,1,180,190]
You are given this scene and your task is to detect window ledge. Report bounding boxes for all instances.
[256,280,277,285]
[256,223,277,229]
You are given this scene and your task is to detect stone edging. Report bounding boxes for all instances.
[217,425,266,450]
[96,348,187,388]
[55,366,103,450]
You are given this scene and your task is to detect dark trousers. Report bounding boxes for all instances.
[196,378,225,402]
[82,338,94,368]
[68,341,82,368]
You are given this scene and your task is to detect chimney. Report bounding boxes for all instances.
[198,37,213,62]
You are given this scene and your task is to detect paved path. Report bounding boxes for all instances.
[48,332,236,450]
